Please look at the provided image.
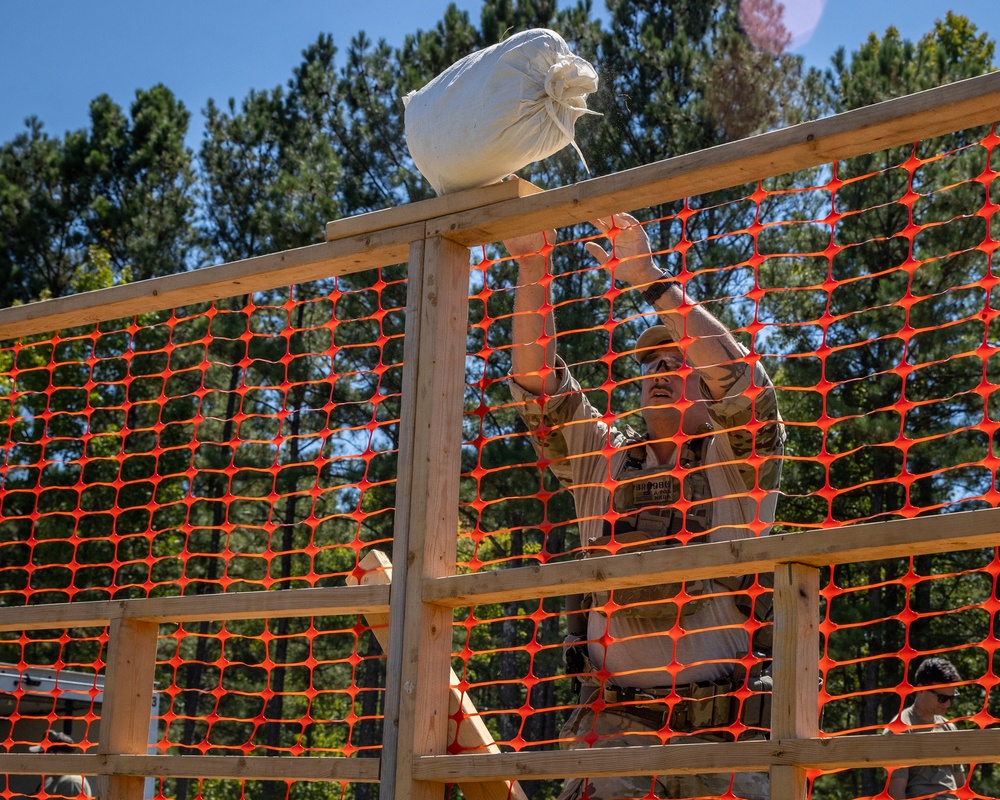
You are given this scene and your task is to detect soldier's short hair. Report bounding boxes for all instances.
[913,657,961,687]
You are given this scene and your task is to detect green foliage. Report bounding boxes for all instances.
[0,120,91,303]
[199,36,342,261]
[827,11,995,111]
[86,85,198,279]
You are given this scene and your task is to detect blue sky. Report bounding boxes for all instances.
[1,0,998,147]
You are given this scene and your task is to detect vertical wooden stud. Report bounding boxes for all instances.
[349,551,528,800]
[98,617,159,800]
[381,235,470,800]
[770,562,820,800]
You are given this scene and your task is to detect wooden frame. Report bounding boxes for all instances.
[1,70,999,799]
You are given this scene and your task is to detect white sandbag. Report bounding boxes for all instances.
[402,28,599,195]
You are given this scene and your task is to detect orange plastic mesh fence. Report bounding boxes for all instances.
[456,123,1000,799]
[0,124,998,800]
[0,270,403,799]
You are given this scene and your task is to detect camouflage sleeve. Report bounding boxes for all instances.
[703,350,785,492]
[508,358,619,488]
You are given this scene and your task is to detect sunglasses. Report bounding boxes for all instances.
[640,354,686,376]
[928,690,957,704]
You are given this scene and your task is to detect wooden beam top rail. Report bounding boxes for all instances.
[413,728,1000,783]
[424,507,1000,607]
[0,753,380,782]
[431,71,1000,246]
[2,72,998,342]
[324,177,542,241]
[0,583,389,632]
[0,223,422,341]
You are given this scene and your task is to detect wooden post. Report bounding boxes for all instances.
[770,563,820,800]
[348,551,527,800]
[381,235,470,800]
[98,617,159,800]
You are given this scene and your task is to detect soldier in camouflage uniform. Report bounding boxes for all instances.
[505,214,785,800]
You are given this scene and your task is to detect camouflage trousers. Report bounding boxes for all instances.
[556,703,769,800]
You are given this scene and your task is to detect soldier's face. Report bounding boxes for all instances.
[640,348,687,408]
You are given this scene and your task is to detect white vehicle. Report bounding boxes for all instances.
[0,663,159,799]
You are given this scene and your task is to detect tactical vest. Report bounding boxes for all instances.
[584,433,712,621]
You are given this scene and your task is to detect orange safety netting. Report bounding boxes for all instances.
[454,124,1000,799]
[0,271,404,799]
[0,125,998,799]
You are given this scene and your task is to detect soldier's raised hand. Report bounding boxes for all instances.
[585,213,659,288]
[504,229,557,262]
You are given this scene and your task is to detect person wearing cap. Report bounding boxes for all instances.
[504,213,785,800]
[882,657,968,799]
[28,727,94,798]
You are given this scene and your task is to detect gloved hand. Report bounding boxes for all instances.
[503,228,557,264]
[563,633,587,694]
[585,213,662,289]
[563,633,585,671]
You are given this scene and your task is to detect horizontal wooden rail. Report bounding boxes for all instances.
[323,176,542,241]
[0,229,420,341]
[0,584,389,632]
[430,70,1000,247]
[8,727,997,783]
[2,507,996,628]
[412,729,1000,782]
[1,70,998,342]
[424,508,1000,606]
[0,753,380,781]
[0,180,534,342]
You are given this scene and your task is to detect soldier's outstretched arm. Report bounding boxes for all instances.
[586,214,748,401]
[505,229,560,397]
